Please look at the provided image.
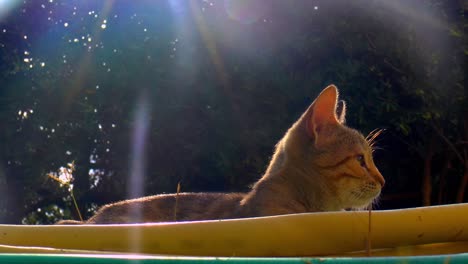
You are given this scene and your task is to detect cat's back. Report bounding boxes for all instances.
[87,192,246,224]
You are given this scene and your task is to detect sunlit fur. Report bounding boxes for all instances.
[57,85,385,224]
[241,86,384,215]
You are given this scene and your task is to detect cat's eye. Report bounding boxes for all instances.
[356,155,367,168]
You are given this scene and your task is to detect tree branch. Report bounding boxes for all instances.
[430,122,464,163]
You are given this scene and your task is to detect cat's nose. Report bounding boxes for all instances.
[374,171,385,187]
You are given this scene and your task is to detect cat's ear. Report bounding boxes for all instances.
[336,100,346,124]
[306,85,340,144]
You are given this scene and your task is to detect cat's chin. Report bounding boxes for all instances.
[342,187,381,209]
[346,201,374,211]
[346,192,381,210]
[354,196,381,210]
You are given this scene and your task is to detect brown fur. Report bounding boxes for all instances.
[57,85,384,224]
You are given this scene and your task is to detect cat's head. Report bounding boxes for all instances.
[286,85,385,210]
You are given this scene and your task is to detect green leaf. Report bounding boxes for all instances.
[422,112,431,120]
[449,28,462,38]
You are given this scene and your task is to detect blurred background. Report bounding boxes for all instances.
[0,0,466,224]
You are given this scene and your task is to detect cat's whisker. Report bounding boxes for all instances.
[371,196,382,209]
[366,128,383,142]
[366,128,383,143]
[366,128,384,151]
[371,146,383,153]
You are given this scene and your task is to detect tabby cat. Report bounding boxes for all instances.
[58,84,384,224]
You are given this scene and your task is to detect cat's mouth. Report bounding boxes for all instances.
[348,182,381,208]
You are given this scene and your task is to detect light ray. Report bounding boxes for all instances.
[128,91,151,202]
[189,1,229,89]
[0,0,21,20]
[189,0,241,116]
[60,0,115,117]
[373,0,448,30]
[127,90,151,251]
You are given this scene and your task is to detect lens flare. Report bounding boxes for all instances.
[224,0,266,24]
[127,91,151,250]
[0,0,21,20]
[128,91,151,201]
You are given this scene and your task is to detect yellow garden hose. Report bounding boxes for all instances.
[0,203,467,257]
